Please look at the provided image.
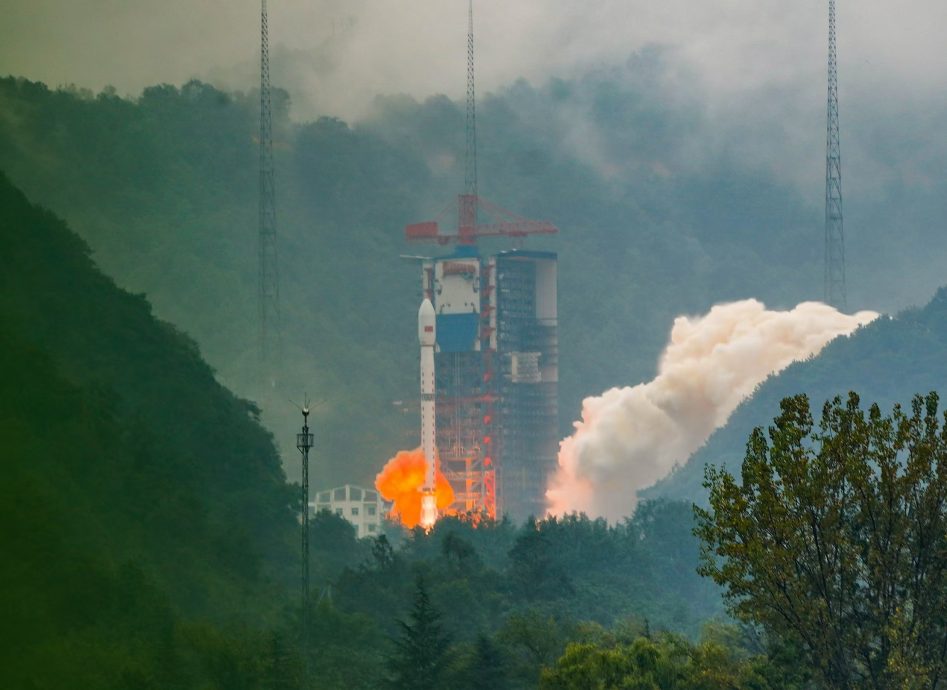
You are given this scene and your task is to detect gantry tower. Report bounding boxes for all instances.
[403,0,560,521]
[824,0,846,309]
[258,0,282,368]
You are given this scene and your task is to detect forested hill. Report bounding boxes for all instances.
[651,288,947,503]
[2,67,946,490]
[0,73,827,488]
[0,174,730,686]
[0,173,298,686]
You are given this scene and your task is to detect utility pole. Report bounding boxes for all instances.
[296,405,313,677]
[824,0,847,310]
[259,0,282,372]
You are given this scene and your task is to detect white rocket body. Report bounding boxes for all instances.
[418,298,438,529]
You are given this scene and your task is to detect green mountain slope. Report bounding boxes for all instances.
[0,73,823,491]
[651,288,947,503]
[0,173,731,686]
[0,173,298,687]
[3,61,946,493]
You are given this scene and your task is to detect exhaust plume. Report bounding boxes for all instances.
[375,448,454,529]
[547,299,878,521]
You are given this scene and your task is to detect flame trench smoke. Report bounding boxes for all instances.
[547,299,878,521]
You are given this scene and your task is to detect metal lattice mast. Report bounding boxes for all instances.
[824,0,846,309]
[258,0,281,366]
[459,0,479,232]
[296,407,313,670]
[465,0,478,199]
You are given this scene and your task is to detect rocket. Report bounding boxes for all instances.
[418,298,438,530]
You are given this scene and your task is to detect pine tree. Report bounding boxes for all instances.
[387,576,451,690]
[465,633,508,690]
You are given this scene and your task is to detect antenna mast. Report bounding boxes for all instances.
[465,0,478,199]
[258,0,282,367]
[824,0,846,309]
[296,406,314,672]
[460,0,478,232]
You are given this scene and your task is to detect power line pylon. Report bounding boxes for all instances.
[258,0,282,371]
[824,0,846,310]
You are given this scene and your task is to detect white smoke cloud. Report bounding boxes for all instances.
[547,299,878,521]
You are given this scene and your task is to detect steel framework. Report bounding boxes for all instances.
[404,1,559,521]
[296,407,313,671]
[258,0,282,366]
[465,0,478,202]
[824,0,846,309]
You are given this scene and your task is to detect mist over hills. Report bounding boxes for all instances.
[2,50,946,495]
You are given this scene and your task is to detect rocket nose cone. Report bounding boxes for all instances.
[419,298,435,319]
[419,298,436,345]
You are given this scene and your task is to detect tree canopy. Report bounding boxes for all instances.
[697,392,947,689]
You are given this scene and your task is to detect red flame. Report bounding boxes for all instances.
[375,448,455,529]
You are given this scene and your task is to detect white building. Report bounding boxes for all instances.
[310,484,384,539]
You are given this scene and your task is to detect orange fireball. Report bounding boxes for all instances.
[375,448,454,529]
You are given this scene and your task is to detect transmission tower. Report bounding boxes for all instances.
[824,0,846,309]
[460,0,478,230]
[258,0,282,368]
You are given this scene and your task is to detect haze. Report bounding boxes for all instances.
[3,1,945,120]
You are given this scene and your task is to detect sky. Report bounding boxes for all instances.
[2,0,946,123]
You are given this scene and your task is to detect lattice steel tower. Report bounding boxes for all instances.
[460,0,479,232]
[296,406,313,678]
[258,0,282,366]
[465,0,478,200]
[824,0,846,309]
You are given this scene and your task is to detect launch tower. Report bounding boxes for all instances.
[405,1,559,521]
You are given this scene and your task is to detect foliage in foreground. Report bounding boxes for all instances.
[697,392,947,689]
[539,623,806,690]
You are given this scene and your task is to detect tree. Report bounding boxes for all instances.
[387,576,451,689]
[461,633,509,690]
[539,636,682,690]
[538,629,775,690]
[508,521,574,600]
[696,392,947,689]
[496,610,577,687]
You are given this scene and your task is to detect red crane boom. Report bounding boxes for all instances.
[406,193,558,246]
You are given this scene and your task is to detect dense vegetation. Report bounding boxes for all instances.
[0,173,728,687]
[0,70,855,490]
[4,68,946,500]
[0,172,300,684]
[301,499,724,688]
[7,167,947,686]
[5,58,947,685]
